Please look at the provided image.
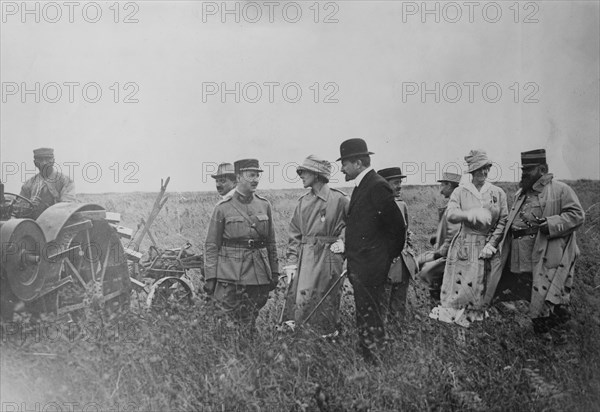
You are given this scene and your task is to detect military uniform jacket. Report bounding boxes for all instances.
[204,190,279,285]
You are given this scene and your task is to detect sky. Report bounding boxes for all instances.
[1,1,599,193]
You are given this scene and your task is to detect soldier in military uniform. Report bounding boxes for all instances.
[204,159,279,335]
[19,147,76,219]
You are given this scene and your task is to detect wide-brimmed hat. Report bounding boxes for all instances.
[521,149,546,169]
[297,155,332,182]
[234,158,263,174]
[33,147,54,158]
[437,172,462,184]
[211,163,235,179]
[337,138,374,161]
[465,149,492,173]
[377,167,406,180]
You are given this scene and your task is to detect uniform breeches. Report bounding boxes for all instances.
[213,282,270,331]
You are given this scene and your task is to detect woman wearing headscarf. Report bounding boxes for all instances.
[280,155,349,337]
[430,149,508,326]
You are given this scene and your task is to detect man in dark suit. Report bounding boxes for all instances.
[338,138,406,363]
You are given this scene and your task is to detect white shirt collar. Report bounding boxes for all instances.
[222,188,236,199]
[354,166,374,187]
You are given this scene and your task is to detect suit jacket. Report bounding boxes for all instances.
[345,170,406,285]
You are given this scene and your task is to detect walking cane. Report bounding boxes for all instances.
[300,270,347,326]
[278,267,296,325]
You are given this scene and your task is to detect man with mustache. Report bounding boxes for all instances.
[377,166,418,325]
[19,147,76,218]
[204,159,279,337]
[490,149,584,342]
[338,139,405,364]
[211,163,237,198]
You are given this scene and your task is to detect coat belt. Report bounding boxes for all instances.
[300,235,339,245]
[222,239,267,249]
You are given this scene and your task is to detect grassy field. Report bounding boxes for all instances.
[1,180,599,411]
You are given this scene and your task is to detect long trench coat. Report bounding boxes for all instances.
[485,174,584,317]
[282,185,349,334]
[440,182,508,311]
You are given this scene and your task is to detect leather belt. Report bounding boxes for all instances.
[222,239,267,249]
[511,227,539,239]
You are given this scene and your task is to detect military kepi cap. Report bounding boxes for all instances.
[377,167,406,180]
[521,149,546,168]
[33,147,54,157]
[234,158,263,174]
[211,162,235,179]
[437,172,462,184]
[337,138,374,161]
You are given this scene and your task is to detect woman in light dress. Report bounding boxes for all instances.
[430,150,508,326]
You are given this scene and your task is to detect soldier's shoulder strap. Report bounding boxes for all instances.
[254,193,270,203]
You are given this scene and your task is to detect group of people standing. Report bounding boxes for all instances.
[426,148,584,342]
[203,139,586,362]
[6,143,585,361]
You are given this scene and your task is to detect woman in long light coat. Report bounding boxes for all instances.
[430,150,508,326]
[281,155,349,336]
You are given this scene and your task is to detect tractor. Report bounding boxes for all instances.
[0,182,131,322]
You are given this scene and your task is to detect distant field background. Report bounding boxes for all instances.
[1,180,599,411]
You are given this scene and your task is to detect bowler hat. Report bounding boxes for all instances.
[211,163,236,179]
[521,149,546,168]
[465,149,492,173]
[377,167,406,180]
[337,138,374,161]
[437,172,462,184]
[234,159,263,174]
[33,147,54,157]
[297,155,332,182]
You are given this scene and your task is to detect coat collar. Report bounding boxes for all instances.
[312,184,330,201]
[532,173,554,192]
[461,181,492,199]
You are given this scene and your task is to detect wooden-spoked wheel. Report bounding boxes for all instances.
[146,276,194,314]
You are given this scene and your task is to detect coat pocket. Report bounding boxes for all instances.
[543,237,566,269]
[255,214,269,236]
[224,216,246,238]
